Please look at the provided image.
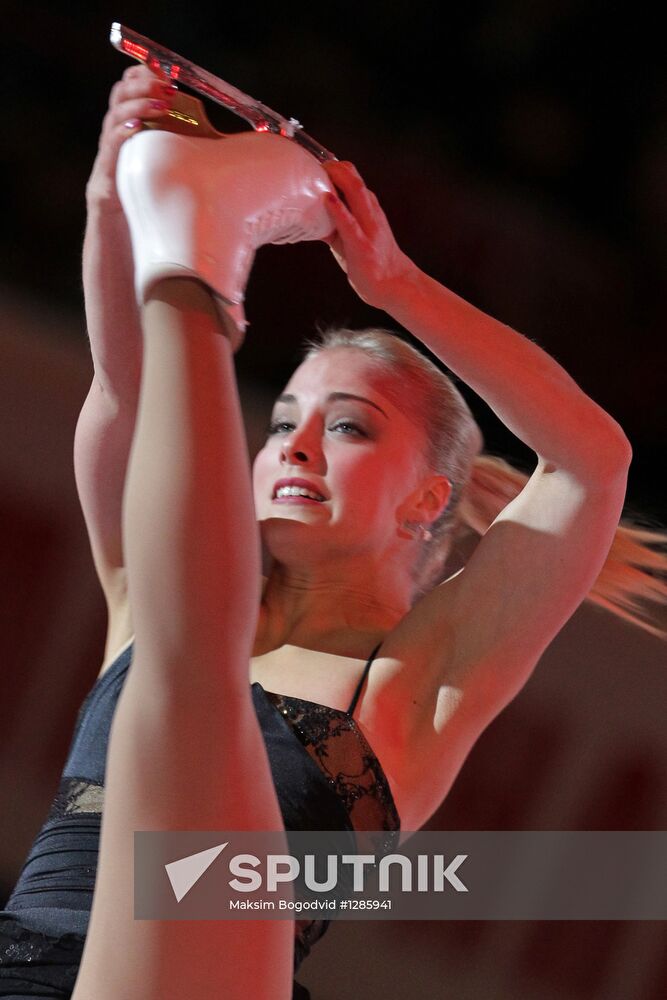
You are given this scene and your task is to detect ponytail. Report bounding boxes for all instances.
[454,454,667,640]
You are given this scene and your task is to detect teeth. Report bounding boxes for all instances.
[275,485,324,501]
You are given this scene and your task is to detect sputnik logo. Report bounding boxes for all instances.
[165,842,228,902]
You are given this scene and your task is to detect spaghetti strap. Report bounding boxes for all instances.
[347,642,383,717]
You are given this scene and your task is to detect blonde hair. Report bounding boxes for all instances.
[304,325,666,639]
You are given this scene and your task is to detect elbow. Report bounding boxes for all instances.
[586,418,633,486]
[603,417,633,470]
[615,429,633,470]
[552,407,632,488]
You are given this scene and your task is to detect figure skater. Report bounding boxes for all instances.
[0,63,664,1000]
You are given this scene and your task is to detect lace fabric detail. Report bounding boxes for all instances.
[48,777,105,819]
[0,918,83,959]
[265,693,401,856]
[0,917,83,993]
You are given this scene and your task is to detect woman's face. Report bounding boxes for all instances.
[252,348,439,565]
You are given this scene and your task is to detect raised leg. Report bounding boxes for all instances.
[71,279,293,1000]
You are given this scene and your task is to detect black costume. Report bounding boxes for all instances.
[0,641,400,998]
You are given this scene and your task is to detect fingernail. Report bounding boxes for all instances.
[161,82,179,93]
[150,99,168,111]
[123,118,142,130]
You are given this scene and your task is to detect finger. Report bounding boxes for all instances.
[323,161,379,236]
[110,66,177,109]
[122,63,170,88]
[328,244,348,274]
[96,113,144,161]
[126,61,171,84]
[319,225,347,270]
[120,119,144,138]
[107,95,174,130]
[324,191,368,246]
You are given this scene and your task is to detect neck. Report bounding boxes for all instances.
[255,554,412,657]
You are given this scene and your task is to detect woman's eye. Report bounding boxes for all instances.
[330,420,366,436]
[267,420,295,435]
[267,418,367,437]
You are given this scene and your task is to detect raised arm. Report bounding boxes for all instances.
[73,66,175,652]
[322,161,631,723]
[323,162,630,475]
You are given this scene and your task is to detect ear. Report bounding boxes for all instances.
[406,474,452,527]
[420,474,452,525]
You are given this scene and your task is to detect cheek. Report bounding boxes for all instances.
[252,446,272,494]
[333,453,397,514]
[350,450,419,516]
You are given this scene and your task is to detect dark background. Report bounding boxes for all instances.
[1,0,665,513]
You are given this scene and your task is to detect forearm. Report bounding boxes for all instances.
[74,204,144,589]
[82,201,143,402]
[381,266,631,480]
[82,62,180,399]
[74,378,138,579]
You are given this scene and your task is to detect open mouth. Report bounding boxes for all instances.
[271,477,329,503]
[273,485,326,502]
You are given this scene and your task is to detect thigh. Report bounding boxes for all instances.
[70,649,294,1000]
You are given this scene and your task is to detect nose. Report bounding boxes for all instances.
[281,441,308,464]
[279,420,323,469]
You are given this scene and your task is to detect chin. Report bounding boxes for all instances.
[259,515,330,563]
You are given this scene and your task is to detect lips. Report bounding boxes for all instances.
[272,477,328,502]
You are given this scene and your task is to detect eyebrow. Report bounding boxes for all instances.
[277,392,389,418]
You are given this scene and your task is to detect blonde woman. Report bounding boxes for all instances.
[0,64,663,1000]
